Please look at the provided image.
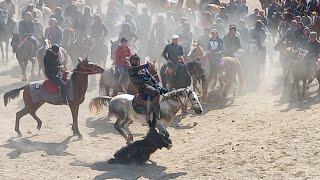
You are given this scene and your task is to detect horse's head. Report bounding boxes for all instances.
[76,57,104,75]
[184,88,203,114]
[146,120,172,149]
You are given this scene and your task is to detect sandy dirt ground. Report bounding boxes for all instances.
[1,0,320,179]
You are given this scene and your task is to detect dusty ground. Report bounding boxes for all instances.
[1,1,320,180]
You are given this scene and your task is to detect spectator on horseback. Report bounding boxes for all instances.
[226,0,238,21]
[250,20,267,61]
[208,29,223,76]
[0,0,15,18]
[122,13,137,33]
[238,19,250,49]
[115,37,133,92]
[19,12,38,56]
[197,27,211,51]
[178,22,193,55]
[248,8,260,27]
[284,20,298,45]
[44,18,63,45]
[237,0,248,17]
[22,4,37,19]
[304,32,320,65]
[296,27,310,49]
[223,25,241,57]
[90,14,107,40]
[301,10,312,27]
[43,44,68,104]
[150,14,166,47]
[50,7,64,27]
[118,23,138,44]
[78,6,93,37]
[267,0,278,20]
[128,54,168,125]
[137,6,151,37]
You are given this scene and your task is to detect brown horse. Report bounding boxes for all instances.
[3,58,104,139]
[209,57,245,100]
[99,60,159,96]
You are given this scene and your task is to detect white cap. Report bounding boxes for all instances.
[172,34,179,39]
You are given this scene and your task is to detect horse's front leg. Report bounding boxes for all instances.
[30,57,36,80]
[114,117,130,143]
[70,105,82,140]
[5,41,9,61]
[302,79,307,98]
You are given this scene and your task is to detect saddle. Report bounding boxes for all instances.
[29,78,74,104]
[132,94,156,115]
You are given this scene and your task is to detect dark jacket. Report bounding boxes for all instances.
[223,34,241,52]
[44,49,61,78]
[19,20,35,36]
[129,64,158,91]
[162,43,184,62]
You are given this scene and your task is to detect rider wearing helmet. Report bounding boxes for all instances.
[43,44,68,104]
[128,54,168,124]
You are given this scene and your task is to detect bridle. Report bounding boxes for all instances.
[67,63,100,75]
[176,89,195,109]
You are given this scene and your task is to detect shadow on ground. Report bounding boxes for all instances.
[70,159,187,180]
[1,136,72,159]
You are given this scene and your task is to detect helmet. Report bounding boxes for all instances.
[51,44,59,53]
[129,54,140,66]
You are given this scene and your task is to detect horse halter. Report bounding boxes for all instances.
[176,90,193,109]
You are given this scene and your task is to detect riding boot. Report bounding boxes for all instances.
[59,86,69,105]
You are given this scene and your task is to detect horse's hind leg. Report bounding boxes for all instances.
[114,118,130,143]
[122,120,133,142]
[5,41,9,61]
[15,107,29,136]
[29,112,43,130]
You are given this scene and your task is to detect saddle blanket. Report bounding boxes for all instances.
[29,80,74,104]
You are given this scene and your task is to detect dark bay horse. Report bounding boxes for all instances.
[11,34,37,81]
[3,58,104,139]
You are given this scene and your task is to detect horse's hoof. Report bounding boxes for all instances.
[127,134,133,142]
[37,122,42,130]
[77,134,83,140]
[16,130,22,137]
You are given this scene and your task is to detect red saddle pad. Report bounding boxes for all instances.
[43,79,59,93]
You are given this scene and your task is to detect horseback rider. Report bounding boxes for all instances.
[90,14,107,41]
[304,32,320,67]
[0,0,15,24]
[296,27,310,50]
[19,12,38,56]
[44,18,63,45]
[249,20,267,61]
[162,35,184,88]
[43,44,68,104]
[238,19,250,49]
[208,29,223,77]
[128,54,168,125]
[78,6,93,37]
[178,22,193,55]
[115,37,133,92]
[284,20,298,46]
[223,25,241,57]
[50,7,64,27]
[118,23,138,45]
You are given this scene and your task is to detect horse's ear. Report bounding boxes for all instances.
[78,57,83,63]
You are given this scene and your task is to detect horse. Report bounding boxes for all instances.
[208,56,245,100]
[3,58,104,139]
[11,33,37,81]
[99,60,159,96]
[185,43,208,100]
[108,120,172,165]
[291,50,320,99]
[89,88,203,143]
[36,38,69,76]
[68,35,94,66]
[0,18,17,62]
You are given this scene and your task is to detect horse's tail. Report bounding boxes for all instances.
[3,86,25,106]
[89,96,112,115]
[236,62,245,89]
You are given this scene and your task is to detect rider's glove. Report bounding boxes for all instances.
[157,87,168,95]
[143,63,149,69]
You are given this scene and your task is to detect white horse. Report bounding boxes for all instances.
[89,88,203,143]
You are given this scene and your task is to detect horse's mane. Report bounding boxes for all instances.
[162,88,188,100]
